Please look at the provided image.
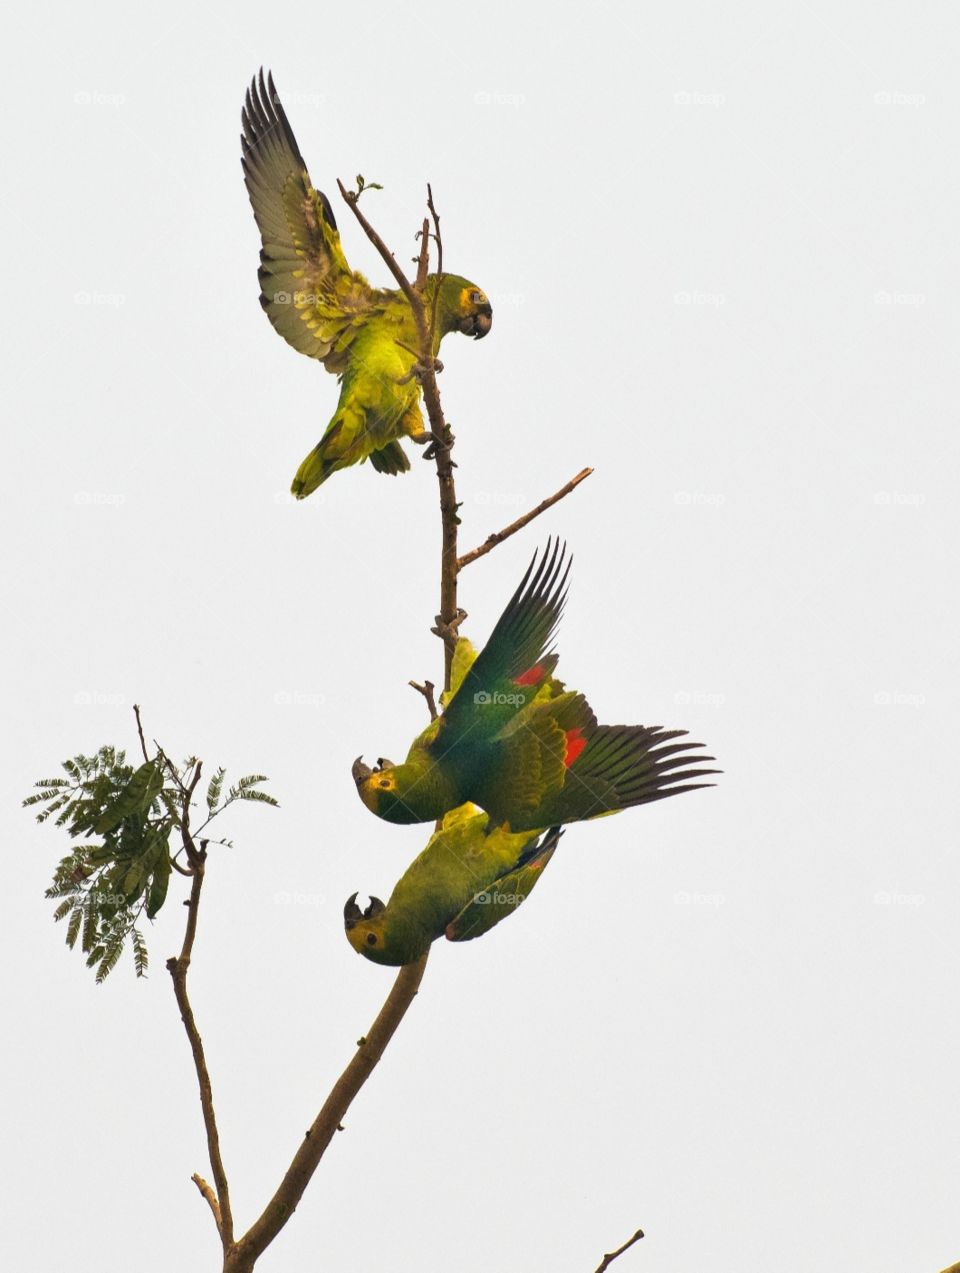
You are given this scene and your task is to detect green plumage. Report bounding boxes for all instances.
[354,541,718,831]
[344,805,560,966]
[241,71,493,497]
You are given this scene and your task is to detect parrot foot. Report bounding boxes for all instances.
[422,430,456,462]
[431,608,468,643]
[396,358,444,386]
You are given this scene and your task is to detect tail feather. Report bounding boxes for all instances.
[561,724,718,820]
[368,440,412,476]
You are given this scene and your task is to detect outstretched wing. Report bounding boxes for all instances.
[241,70,387,368]
[440,539,571,740]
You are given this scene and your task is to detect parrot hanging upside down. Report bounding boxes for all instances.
[353,540,719,832]
[240,70,493,498]
[344,804,562,966]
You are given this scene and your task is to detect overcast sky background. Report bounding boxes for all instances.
[4,3,959,1271]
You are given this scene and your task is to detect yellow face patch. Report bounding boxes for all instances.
[460,285,489,313]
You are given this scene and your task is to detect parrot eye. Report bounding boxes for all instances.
[470,290,486,305]
[378,778,391,789]
[365,933,378,946]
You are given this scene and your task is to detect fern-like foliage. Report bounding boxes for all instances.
[28,728,278,982]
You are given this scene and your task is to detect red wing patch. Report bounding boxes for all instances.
[514,663,546,687]
[563,727,587,768]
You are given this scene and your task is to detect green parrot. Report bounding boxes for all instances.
[241,70,493,498]
[353,540,718,831]
[344,804,561,966]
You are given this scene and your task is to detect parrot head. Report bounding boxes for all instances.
[351,754,449,824]
[429,274,493,340]
[344,892,428,966]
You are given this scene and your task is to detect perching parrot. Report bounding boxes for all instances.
[344,804,561,966]
[241,70,493,498]
[353,540,718,831]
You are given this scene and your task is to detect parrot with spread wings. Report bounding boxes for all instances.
[352,540,718,831]
[241,70,493,498]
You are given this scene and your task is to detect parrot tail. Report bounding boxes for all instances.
[564,724,719,819]
[291,444,335,499]
[368,441,412,476]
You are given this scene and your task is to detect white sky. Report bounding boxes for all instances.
[4,3,959,1271]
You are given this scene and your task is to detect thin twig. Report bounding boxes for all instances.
[133,704,150,763]
[230,956,428,1268]
[458,467,594,570]
[414,217,430,291]
[594,1228,645,1273]
[164,829,231,1247]
[408,679,438,721]
[191,1173,221,1228]
[339,181,459,685]
[426,183,443,346]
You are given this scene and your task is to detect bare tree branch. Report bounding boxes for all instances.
[230,956,428,1270]
[594,1228,645,1273]
[166,816,234,1250]
[191,1173,221,1229]
[458,467,594,570]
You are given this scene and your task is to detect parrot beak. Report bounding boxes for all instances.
[460,308,492,339]
[352,756,373,786]
[344,892,363,929]
[344,892,386,931]
[375,757,395,771]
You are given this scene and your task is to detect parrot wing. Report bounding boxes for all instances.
[241,70,388,368]
[476,691,595,821]
[544,724,718,823]
[445,827,562,943]
[439,539,570,741]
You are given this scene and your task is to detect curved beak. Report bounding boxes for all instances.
[352,755,372,786]
[461,308,493,339]
[344,892,363,929]
[344,892,386,931]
